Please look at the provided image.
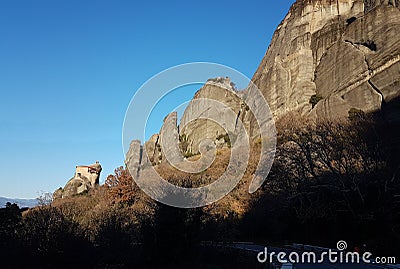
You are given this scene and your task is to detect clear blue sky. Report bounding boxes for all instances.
[0,0,294,198]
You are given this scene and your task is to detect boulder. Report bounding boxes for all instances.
[53,161,102,199]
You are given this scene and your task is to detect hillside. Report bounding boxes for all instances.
[1,0,399,268]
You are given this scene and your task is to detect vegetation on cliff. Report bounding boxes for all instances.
[1,110,399,268]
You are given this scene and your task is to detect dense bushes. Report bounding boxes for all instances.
[242,112,400,256]
[1,112,399,267]
[0,203,23,268]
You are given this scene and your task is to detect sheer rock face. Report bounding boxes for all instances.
[125,140,142,179]
[141,134,160,167]
[124,0,400,177]
[124,78,246,175]
[252,0,400,120]
[179,78,245,154]
[127,112,186,172]
[136,113,181,167]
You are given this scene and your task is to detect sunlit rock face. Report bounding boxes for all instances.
[179,77,245,155]
[124,0,400,179]
[252,0,400,120]
[124,77,250,176]
[53,161,102,199]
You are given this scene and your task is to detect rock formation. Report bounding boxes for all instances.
[252,0,400,119]
[125,0,400,181]
[53,161,102,199]
[179,77,246,154]
[124,77,245,174]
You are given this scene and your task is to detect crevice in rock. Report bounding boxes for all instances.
[388,0,397,6]
[346,16,357,25]
[138,146,143,176]
[361,40,377,51]
[234,110,241,131]
[344,39,377,52]
[343,39,371,71]
[343,39,386,107]
[154,135,160,155]
[139,145,143,165]
[368,79,386,106]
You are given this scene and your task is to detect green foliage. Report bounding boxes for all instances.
[206,77,226,83]
[179,133,187,142]
[348,107,365,121]
[206,77,237,90]
[216,133,232,148]
[309,94,323,108]
[179,133,190,155]
[183,151,195,158]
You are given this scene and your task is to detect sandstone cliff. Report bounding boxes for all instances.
[179,77,246,155]
[252,0,400,119]
[125,0,400,185]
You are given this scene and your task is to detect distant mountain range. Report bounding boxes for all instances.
[0,197,38,208]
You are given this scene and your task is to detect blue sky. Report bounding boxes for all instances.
[0,0,294,198]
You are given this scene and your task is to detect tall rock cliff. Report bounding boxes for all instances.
[125,0,400,179]
[129,78,243,173]
[252,0,400,119]
[179,77,246,154]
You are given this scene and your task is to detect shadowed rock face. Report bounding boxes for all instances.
[252,0,400,119]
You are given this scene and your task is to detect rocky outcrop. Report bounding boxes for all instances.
[124,0,400,184]
[179,77,246,154]
[142,134,160,166]
[124,78,248,176]
[53,161,102,199]
[125,140,142,179]
[252,0,400,119]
